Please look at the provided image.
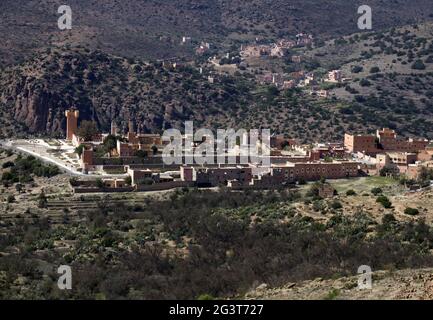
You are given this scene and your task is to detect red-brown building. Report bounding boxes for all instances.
[271,161,359,182]
[345,128,429,155]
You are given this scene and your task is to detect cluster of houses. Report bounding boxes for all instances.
[65,110,433,193]
[256,68,345,96]
[240,34,313,58]
[167,33,342,99]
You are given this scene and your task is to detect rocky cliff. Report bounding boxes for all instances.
[0,47,250,137]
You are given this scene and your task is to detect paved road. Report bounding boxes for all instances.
[0,139,128,179]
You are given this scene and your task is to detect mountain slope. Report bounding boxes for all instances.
[0,47,254,136]
[2,44,433,141]
[1,0,433,66]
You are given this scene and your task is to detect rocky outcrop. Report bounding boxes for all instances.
[0,48,247,136]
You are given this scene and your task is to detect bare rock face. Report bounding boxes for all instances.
[14,86,48,132]
[0,45,363,141]
[10,78,70,134]
[0,47,249,137]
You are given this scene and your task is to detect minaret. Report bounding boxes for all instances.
[128,119,135,135]
[127,119,137,143]
[111,121,117,136]
[65,109,79,140]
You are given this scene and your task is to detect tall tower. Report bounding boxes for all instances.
[65,109,79,140]
[111,121,118,136]
[127,119,137,143]
[128,119,135,135]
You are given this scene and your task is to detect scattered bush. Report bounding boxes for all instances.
[404,207,419,216]
[330,200,343,210]
[376,195,392,208]
[411,59,426,70]
[346,190,356,196]
[370,67,380,73]
[371,187,383,196]
[2,161,15,169]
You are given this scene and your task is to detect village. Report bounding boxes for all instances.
[173,32,347,99]
[3,109,432,195]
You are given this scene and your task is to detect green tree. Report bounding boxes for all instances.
[77,121,99,141]
[125,176,132,186]
[135,150,148,158]
[96,179,104,188]
[371,187,382,196]
[75,144,85,157]
[411,59,426,70]
[404,207,419,216]
[370,66,380,73]
[7,195,15,203]
[376,195,392,208]
[346,189,356,196]
[103,135,118,153]
[15,183,23,193]
[38,191,48,208]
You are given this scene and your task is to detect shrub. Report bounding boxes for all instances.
[38,192,48,208]
[371,187,383,196]
[370,67,380,73]
[2,161,15,169]
[75,144,85,157]
[324,289,340,300]
[351,65,363,73]
[77,121,99,141]
[297,178,306,185]
[330,200,343,210]
[96,179,104,188]
[382,213,396,224]
[125,176,132,185]
[346,190,356,196]
[411,60,426,70]
[359,79,371,87]
[376,195,392,208]
[404,207,419,216]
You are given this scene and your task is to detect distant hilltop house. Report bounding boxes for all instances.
[277,39,297,49]
[298,72,317,87]
[257,70,320,90]
[283,80,296,90]
[161,59,185,70]
[240,44,271,58]
[309,88,329,98]
[257,73,286,88]
[182,36,192,44]
[290,71,306,80]
[240,35,310,59]
[296,33,314,46]
[270,45,287,57]
[291,55,302,63]
[195,42,211,55]
[270,39,299,57]
[326,70,343,83]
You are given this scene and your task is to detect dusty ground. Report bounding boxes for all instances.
[295,177,433,224]
[245,268,433,300]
